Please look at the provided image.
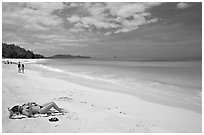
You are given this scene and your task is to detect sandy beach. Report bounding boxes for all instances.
[2,59,202,133]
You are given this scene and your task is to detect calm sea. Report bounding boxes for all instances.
[29,58,202,112]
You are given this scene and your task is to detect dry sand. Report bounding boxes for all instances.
[2,59,202,133]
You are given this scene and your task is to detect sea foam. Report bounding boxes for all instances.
[32,64,130,85]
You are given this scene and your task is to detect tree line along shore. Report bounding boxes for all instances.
[2,43,91,59]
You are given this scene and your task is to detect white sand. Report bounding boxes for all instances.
[2,59,202,133]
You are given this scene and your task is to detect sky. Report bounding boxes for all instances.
[2,2,202,60]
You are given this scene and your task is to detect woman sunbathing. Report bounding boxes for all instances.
[8,102,64,118]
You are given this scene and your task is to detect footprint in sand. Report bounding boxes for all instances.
[105,107,111,110]
[54,97,73,102]
[119,111,127,115]
[104,107,127,116]
[79,101,97,108]
[132,119,159,132]
[65,111,79,120]
[80,101,87,104]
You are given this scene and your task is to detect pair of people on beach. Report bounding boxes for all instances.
[8,102,64,118]
[18,62,25,73]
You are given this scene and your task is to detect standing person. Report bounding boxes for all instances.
[18,62,21,73]
[22,64,25,73]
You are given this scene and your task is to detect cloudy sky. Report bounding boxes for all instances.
[2,2,202,60]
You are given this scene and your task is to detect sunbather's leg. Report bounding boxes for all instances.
[41,102,53,107]
[38,102,63,114]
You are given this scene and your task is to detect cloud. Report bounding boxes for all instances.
[177,3,192,9]
[33,33,94,46]
[106,2,160,18]
[67,15,119,30]
[34,34,66,39]
[2,32,28,45]
[66,2,162,34]
[67,15,81,23]
[3,2,65,31]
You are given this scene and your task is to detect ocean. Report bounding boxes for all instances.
[28,58,202,113]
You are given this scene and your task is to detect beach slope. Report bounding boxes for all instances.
[2,61,201,133]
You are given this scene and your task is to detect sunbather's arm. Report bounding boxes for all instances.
[22,103,33,117]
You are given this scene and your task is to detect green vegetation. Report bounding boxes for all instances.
[2,43,44,59]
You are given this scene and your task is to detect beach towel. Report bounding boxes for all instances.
[8,110,62,119]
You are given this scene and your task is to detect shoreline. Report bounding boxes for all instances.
[39,69,202,113]
[2,59,202,132]
[27,59,202,113]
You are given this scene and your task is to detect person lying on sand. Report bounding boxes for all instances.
[8,102,64,118]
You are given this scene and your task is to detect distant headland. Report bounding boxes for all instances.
[47,54,91,59]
